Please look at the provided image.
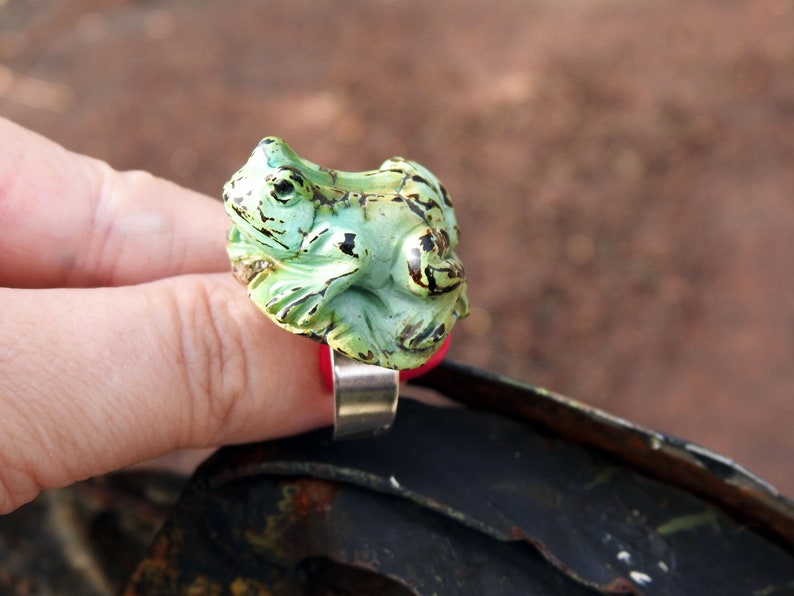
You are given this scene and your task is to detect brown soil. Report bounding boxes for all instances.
[2,0,793,495]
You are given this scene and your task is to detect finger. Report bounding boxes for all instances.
[0,117,230,288]
[0,274,332,512]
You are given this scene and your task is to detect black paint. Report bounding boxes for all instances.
[338,233,358,258]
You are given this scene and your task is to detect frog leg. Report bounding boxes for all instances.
[397,227,466,298]
[388,227,469,356]
[321,288,394,365]
[248,230,370,332]
[246,258,358,333]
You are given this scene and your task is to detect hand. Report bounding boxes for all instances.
[0,118,332,513]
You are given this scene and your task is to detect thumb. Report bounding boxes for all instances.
[0,273,332,512]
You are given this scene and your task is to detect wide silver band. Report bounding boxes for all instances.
[331,350,399,440]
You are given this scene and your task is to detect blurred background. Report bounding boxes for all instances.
[1,0,793,495]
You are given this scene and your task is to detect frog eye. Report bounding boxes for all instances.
[273,179,293,195]
[269,175,295,204]
[270,169,308,204]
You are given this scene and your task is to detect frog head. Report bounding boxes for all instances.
[223,138,318,258]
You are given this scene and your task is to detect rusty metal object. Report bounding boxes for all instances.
[124,363,794,594]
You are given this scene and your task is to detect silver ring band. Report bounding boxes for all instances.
[330,350,399,440]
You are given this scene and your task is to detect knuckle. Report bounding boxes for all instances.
[172,278,249,446]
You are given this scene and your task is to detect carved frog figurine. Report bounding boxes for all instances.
[223,137,468,370]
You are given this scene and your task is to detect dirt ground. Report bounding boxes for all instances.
[2,0,793,496]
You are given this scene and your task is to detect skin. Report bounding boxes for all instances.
[0,118,332,514]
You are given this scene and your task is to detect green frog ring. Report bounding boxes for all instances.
[223,137,468,438]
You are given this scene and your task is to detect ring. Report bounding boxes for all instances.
[223,137,468,439]
[328,350,399,439]
[318,338,450,438]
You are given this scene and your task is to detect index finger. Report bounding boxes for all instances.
[0,117,231,288]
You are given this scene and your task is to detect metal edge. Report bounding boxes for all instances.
[412,359,794,550]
